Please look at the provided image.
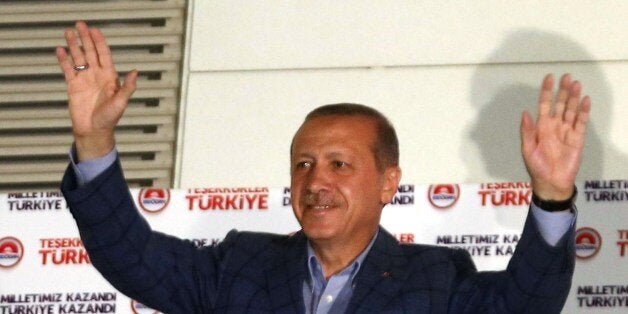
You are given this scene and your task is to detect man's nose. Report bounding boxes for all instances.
[306,165,331,193]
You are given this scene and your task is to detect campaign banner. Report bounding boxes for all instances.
[1,180,626,313]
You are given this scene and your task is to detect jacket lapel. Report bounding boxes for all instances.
[346,227,411,312]
[265,231,308,314]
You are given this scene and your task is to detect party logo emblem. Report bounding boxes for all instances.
[138,189,170,213]
[428,184,460,209]
[575,227,602,259]
[0,237,24,268]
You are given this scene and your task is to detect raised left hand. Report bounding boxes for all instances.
[520,74,591,201]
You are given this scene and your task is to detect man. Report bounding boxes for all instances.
[58,21,590,313]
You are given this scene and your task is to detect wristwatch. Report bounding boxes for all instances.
[531,186,577,212]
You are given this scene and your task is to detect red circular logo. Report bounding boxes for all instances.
[575,227,602,259]
[428,184,460,209]
[0,237,24,268]
[138,189,170,213]
[131,299,160,314]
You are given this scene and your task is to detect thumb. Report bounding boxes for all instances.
[118,70,138,100]
[109,70,137,113]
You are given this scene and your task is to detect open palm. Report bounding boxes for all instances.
[56,21,137,161]
[520,74,591,200]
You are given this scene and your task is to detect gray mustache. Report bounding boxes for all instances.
[304,192,335,206]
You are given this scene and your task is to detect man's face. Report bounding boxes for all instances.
[290,115,400,246]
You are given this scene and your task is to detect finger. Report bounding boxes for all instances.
[554,73,571,118]
[76,21,99,67]
[574,96,591,134]
[91,28,114,70]
[56,47,76,81]
[65,27,87,69]
[537,74,554,118]
[520,111,536,156]
[563,81,582,125]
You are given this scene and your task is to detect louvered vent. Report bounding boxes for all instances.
[0,0,186,192]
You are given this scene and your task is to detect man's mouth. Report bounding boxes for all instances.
[310,204,331,210]
[304,192,335,210]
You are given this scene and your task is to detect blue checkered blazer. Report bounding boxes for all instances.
[61,160,574,313]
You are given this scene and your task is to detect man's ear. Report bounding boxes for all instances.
[380,166,402,204]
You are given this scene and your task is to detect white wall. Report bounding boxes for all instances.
[175,1,628,188]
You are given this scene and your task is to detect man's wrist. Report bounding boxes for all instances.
[70,144,117,186]
[532,186,577,212]
[74,133,115,162]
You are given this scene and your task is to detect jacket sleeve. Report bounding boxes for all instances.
[61,158,235,314]
[449,209,576,314]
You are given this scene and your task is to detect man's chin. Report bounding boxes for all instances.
[301,226,338,242]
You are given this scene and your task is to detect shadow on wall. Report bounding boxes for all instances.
[466,30,626,184]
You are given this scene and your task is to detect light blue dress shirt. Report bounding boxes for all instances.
[303,234,377,314]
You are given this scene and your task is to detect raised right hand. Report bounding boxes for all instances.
[56,21,137,161]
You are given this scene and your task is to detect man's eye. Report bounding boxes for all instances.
[296,161,311,169]
[333,161,347,168]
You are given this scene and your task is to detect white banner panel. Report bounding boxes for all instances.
[190,2,628,71]
[1,180,626,313]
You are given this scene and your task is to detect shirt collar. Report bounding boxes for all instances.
[306,229,379,284]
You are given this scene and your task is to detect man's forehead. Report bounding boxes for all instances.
[290,115,378,155]
[295,116,375,140]
[292,116,377,151]
[299,115,377,131]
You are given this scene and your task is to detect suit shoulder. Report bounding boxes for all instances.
[400,243,473,263]
[219,230,303,254]
[226,230,294,244]
[397,243,477,281]
[212,230,305,276]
